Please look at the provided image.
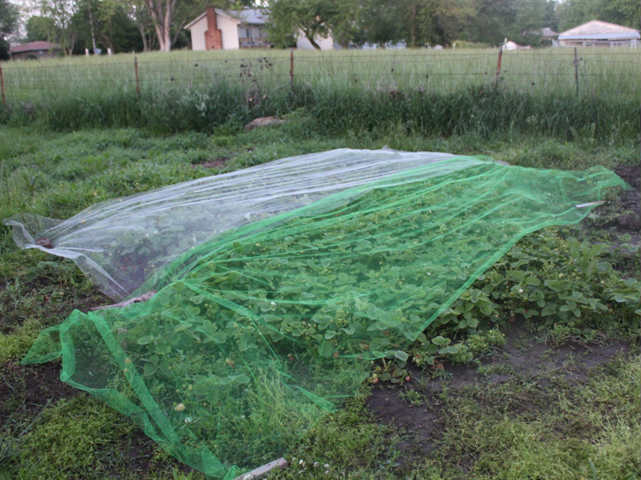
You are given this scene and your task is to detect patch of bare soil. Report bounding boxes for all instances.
[613,163,641,235]
[581,162,641,275]
[192,157,229,169]
[0,360,193,476]
[366,323,631,472]
[0,361,78,422]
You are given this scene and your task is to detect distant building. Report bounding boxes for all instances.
[185,8,340,51]
[502,40,530,51]
[232,9,270,48]
[10,41,62,60]
[184,8,269,50]
[558,20,639,47]
[184,8,248,50]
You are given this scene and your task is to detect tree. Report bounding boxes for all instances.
[38,0,79,54]
[352,0,400,46]
[143,0,176,51]
[558,0,641,31]
[142,0,208,51]
[122,0,155,51]
[469,0,516,45]
[416,0,476,46]
[0,0,19,59]
[267,0,340,49]
[70,0,141,53]
[141,0,249,52]
[26,15,57,41]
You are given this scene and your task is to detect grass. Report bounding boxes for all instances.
[0,119,639,478]
[3,48,640,99]
[1,48,639,139]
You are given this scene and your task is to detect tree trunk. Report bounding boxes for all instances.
[162,0,171,51]
[138,23,149,52]
[144,0,173,52]
[88,2,98,52]
[409,3,417,48]
[304,29,321,49]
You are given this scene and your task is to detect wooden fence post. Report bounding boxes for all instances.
[289,49,294,90]
[0,64,6,106]
[134,55,140,97]
[573,47,579,97]
[494,46,503,88]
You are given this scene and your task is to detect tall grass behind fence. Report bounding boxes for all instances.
[0,48,639,139]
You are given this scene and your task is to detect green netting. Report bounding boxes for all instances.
[21,156,624,478]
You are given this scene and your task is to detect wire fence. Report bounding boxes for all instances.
[1,47,640,104]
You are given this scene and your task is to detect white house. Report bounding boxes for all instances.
[185,8,242,50]
[185,8,338,51]
[558,20,639,47]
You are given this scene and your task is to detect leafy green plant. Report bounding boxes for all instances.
[403,229,641,372]
[399,389,424,407]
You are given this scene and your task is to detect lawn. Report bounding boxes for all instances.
[0,117,639,479]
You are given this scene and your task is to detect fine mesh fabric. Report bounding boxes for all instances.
[13,151,625,479]
[4,149,461,300]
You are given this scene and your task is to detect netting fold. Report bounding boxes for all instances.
[7,150,625,478]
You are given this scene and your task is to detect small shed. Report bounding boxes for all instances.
[10,41,62,60]
[185,8,242,50]
[558,20,639,47]
[184,8,270,50]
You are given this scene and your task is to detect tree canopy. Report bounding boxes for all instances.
[0,0,19,59]
[10,0,641,54]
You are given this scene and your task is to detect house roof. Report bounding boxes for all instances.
[184,8,260,30]
[227,9,268,25]
[10,41,61,54]
[559,20,640,40]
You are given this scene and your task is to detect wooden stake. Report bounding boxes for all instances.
[234,457,288,480]
[289,49,294,89]
[495,46,503,88]
[134,55,140,97]
[0,64,6,106]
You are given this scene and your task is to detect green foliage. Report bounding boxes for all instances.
[2,395,198,480]
[406,230,640,370]
[267,0,339,49]
[558,0,641,31]
[430,354,641,480]
[0,78,637,143]
[0,0,18,60]
[275,393,399,479]
[265,0,558,48]
[26,16,57,42]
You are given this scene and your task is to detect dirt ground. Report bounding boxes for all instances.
[613,163,641,236]
[0,361,78,420]
[367,323,633,473]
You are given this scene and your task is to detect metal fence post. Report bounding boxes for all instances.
[495,46,503,88]
[134,56,140,97]
[0,64,6,106]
